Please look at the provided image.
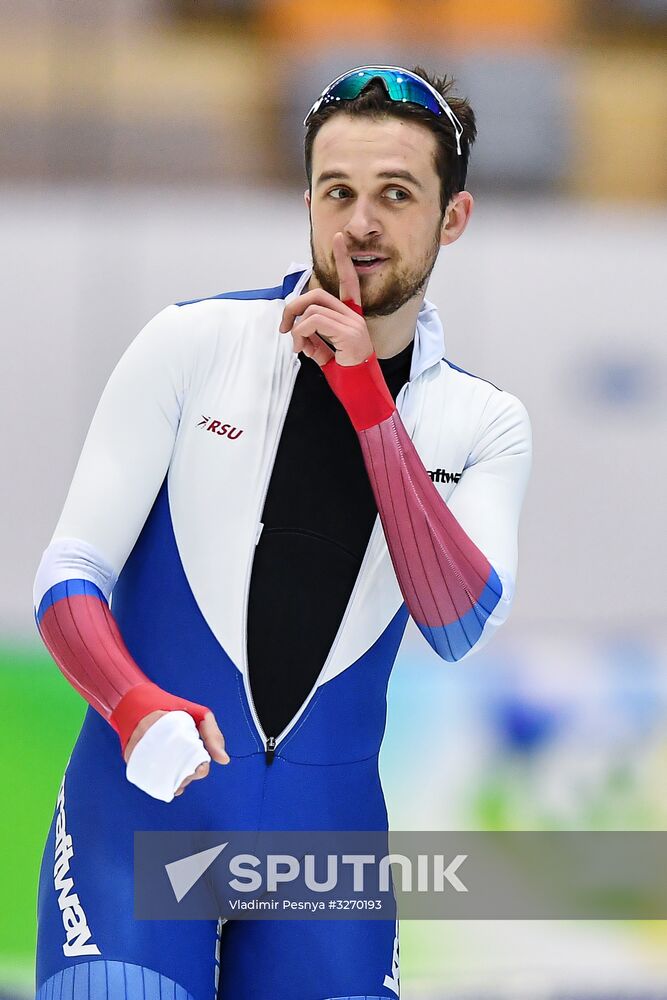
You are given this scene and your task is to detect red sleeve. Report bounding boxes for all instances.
[322,301,503,662]
[37,582,210,753]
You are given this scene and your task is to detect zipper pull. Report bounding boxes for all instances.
[265,736,277,765]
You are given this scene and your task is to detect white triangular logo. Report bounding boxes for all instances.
[165,842,227,902]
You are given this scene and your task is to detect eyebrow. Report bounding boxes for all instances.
[315,169,424,191]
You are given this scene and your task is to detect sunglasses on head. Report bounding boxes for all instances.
[303,65,464,156]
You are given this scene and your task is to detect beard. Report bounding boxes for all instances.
[309,218,443,317]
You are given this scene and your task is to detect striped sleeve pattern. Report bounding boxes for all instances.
[323,346,505,663]
[35,577,150,740]
[34,535,212,753]
[357,409,502,660]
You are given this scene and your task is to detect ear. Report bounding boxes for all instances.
[304,189,311,211]
[439,191,474,247]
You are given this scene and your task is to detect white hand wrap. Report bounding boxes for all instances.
[125,711,211,802]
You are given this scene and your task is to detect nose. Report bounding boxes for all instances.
[342,195,381,246]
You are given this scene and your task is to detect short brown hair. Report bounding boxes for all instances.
[304,66,477,217]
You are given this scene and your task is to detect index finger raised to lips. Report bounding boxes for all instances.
[332,231,361,308]
[279,288,354,332]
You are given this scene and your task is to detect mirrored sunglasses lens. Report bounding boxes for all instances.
[392,78,443,115]
[323,74,372,103]
[325,71,443,116]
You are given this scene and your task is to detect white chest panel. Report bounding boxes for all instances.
[168,297,492,683]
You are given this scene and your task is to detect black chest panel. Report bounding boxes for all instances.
[247,340,414,738]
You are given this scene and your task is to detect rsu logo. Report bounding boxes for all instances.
[198,415,244,441]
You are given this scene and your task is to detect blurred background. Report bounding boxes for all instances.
[2,0,666,997]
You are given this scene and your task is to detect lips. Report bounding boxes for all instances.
[351,257,388,272]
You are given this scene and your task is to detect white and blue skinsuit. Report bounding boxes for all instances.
[32,265,532,999]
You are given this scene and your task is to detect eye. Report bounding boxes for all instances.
[385,188,410,202]
[327,187,350,200]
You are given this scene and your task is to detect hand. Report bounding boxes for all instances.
[279,232,373,367]
[124,708,229,798]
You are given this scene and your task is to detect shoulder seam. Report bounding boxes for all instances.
[442,357,502,392]
[174,270,305,308]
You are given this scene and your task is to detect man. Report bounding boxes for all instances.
[33,66,532,999]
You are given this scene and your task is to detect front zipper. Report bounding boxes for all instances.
[265,736,277,765]
[262,380,415,755]
[239,352,300,757]
[240,359,415,765]
[264,513,383,754]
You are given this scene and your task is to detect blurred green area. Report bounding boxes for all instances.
[0,646,84,989]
